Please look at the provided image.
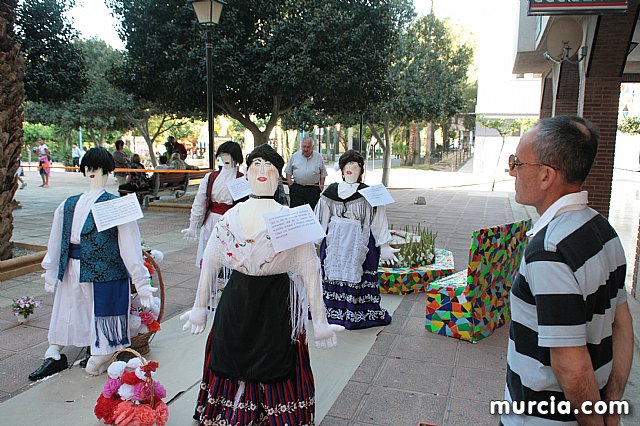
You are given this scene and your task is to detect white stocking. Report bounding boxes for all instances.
[85,354,111,376]
[44,344,64,360]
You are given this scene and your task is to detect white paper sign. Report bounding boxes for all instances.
[358,184,395,207]
[91,193,144,232]
[264,205,326,253]
[226,176,252,201]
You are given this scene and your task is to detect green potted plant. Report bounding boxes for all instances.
[12,296,41,323]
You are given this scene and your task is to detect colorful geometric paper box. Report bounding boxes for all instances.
[378,248,455,295]
[425,219,531,342]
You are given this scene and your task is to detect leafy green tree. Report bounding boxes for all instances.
[478,116,537,191]
[17,0,88,104]
[618,116,640,134]
[366,12,472,185]
[108,0,406,146]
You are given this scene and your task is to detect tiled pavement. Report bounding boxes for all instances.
[1,164,639,425]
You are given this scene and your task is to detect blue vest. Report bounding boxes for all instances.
[57,192,130,283]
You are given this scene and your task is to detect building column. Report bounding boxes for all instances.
[581,76,621,217]
[554,61,580,116]
[539,76,553,119]
[581,3,639,217]
[635,222,640,299]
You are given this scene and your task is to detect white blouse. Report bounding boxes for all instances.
[42,189,150,289]
[193,204,329,339]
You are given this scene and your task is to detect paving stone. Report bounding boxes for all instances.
[0,352,46,394]
[456,341,507,373]
[384,314,407,334]
[0,324,48,353]
[164,285,199,307]
[409,300,427,318]
[446,397,500,426]
[368,332,397,356]
[319,416,350,426]
[327,380,369,419]
[375,357,453,396]
[357,385,447,426]
[476,322,510,348]
[155,271,193,288]
[451,367,505,402]
[161,301,190,322]
[390,335,458,364]
[351,354,385,384]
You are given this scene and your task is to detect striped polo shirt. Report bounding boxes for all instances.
[503,195,627,425]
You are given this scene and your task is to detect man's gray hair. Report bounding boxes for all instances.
[533,115,599,184]
[301,137,315,148]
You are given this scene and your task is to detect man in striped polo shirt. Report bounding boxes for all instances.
[502,116,633,425]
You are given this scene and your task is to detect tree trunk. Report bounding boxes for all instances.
[424,123,434,166]
[0,1,25,260]
[413,126,421,165]
[99,127,107,147]
[251,130,270,146]
[143,135,158,167]
[407,126,416,166]
[381,123,392,187]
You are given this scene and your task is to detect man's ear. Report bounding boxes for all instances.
[539,166,558,191]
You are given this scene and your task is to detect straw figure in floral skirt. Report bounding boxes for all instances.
[315,149,398,330]
[181,144,343,425]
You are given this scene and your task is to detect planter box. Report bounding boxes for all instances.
[0,242,47,282]
[378,248,455,295]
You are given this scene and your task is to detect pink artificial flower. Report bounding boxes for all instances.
[152,381,167,400]
[154,400,169,426]
[102,377,122,399]
[132,382,147,402]
[139,311,154,325]
[113,400,138,426]
[135,404,156,426]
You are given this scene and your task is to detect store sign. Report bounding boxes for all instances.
[528,0,628,15]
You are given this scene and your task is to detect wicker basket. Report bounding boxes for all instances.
[126,251,165,359]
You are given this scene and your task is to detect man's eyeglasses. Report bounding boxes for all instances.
[508,154,558,171]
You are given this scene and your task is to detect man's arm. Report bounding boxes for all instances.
[550,346,604,425]
[286,172,293,186]
[601,302,633,425]
[319,177,325,191]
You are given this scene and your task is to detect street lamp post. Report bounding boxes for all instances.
[190,0,226,170]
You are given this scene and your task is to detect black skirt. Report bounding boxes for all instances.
[209,270,295,383]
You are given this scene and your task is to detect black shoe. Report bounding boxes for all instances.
[28,354,68,381]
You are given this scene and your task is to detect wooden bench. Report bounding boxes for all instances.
[186,169,209,187]
[119,171,188,205]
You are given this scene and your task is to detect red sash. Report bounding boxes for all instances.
[202,170,244,225]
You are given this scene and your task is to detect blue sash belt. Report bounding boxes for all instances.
[69,243,81,260]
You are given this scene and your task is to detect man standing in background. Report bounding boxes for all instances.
[112,140,129,185]
[71,143,83,172]
[285,137,327,209]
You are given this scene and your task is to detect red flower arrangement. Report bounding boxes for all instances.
[94,350,168,426]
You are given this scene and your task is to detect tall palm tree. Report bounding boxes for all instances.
[0,0,25,260]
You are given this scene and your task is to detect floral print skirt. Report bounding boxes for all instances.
[194,332,315,426]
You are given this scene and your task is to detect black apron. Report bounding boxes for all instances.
[209,270,294,383]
